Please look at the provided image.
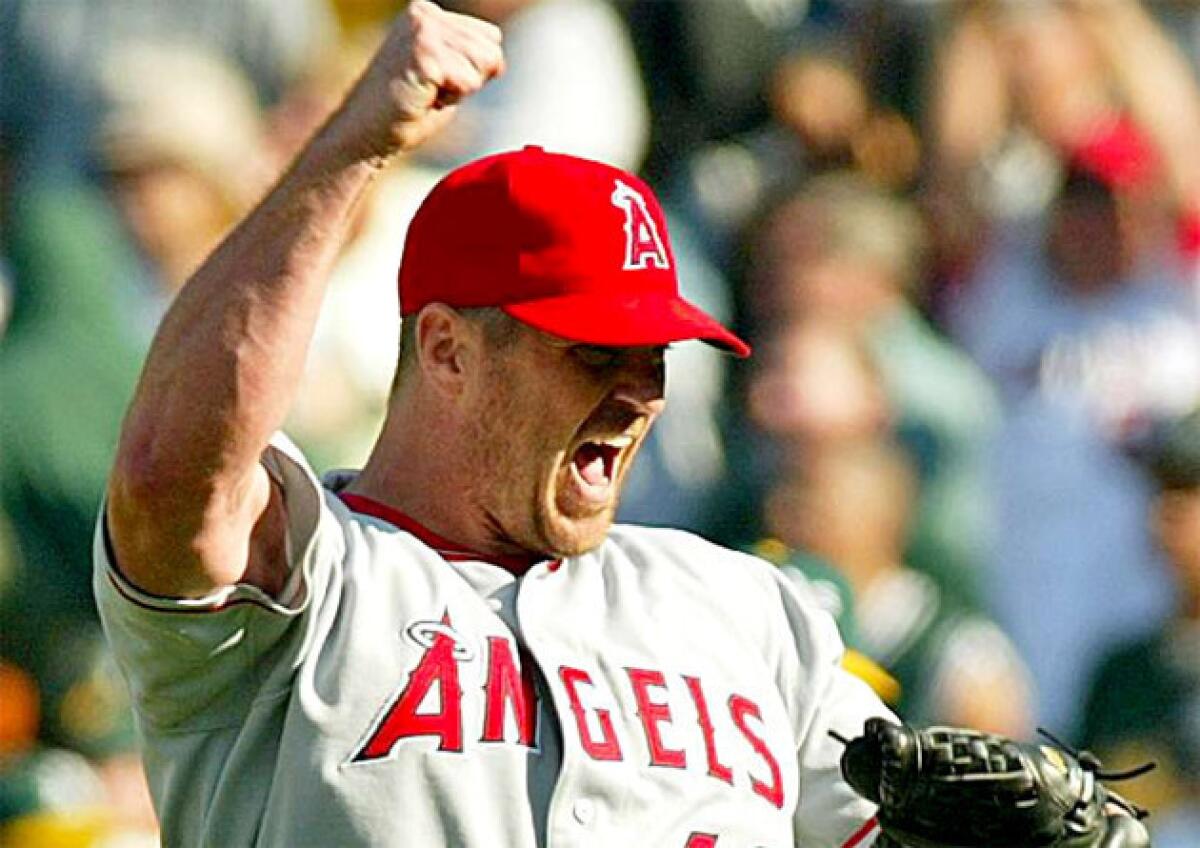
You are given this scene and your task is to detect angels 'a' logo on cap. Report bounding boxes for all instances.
[611,179,670,271]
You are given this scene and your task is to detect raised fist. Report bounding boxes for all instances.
[340,0,505,157]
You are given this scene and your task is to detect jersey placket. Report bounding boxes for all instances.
[516,557,627,847]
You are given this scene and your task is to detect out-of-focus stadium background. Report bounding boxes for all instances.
[4,0,1200,844]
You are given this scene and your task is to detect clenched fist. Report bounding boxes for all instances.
[339,0,505,159]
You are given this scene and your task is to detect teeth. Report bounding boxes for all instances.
[603,436,633,449]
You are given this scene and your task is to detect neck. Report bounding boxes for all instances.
[346,394,525,561]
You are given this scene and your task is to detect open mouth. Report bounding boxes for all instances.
[568,436,633,500]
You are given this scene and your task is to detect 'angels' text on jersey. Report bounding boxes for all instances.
[349,615,785,810]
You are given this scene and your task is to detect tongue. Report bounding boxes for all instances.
[574,443,610,486]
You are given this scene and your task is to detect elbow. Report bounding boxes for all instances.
[108,425,203,514]
[110,425,155,504]
[105,434,232,598]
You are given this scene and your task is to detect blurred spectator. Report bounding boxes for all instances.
[678,32,921,271]
[1080,407,1200,846]
[930,2,1110,227]
[746,316,891,462]
[1,45,266,639]
[97,44,270,302]
[734,318,893,695]
[711,312,886,548]
[737,174,999,600]
[766,437,1032,735]
[0,0,335,182]
[0,181,146,668]
[731,321,902,702]
[951,182,1196,730]
[927,0,1200,305]
[619,0,808,186]
[0,47,269,846]
[941,2,1200,732]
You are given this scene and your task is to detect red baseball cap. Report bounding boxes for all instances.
[398,146,750,357]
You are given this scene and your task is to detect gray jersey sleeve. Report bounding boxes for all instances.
[763,562,888,848]
[93,432,340,732]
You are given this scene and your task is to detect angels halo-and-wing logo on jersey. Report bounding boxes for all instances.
[347,614,539,764]
[404,618,475,661]
[610,179,670,271]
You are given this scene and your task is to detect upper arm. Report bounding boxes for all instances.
[94,433,334,733]
[105,453,289,599]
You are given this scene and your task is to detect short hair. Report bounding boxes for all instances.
[391,306,520,392]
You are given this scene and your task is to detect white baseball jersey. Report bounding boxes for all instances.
[94,434,888,847]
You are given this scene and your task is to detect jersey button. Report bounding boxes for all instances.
[572,798,595,826]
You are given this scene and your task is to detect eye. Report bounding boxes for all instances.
[570,345,625,369]
[568,345,671,371]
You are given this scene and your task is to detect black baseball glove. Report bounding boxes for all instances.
[837,718,1152,848]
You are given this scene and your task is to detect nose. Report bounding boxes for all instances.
[611,349,667,412]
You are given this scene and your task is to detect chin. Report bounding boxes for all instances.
[539,508,616,557]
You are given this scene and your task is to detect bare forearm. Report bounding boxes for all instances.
[120,123,381,496]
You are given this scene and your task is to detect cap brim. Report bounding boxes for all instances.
[503,291,750,357]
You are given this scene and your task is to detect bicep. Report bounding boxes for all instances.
[106,457,287,599]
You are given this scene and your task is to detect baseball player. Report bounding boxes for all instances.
[93,3,1150,847]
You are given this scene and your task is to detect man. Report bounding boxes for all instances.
[92,4,1146,847]
[94,3,888,846]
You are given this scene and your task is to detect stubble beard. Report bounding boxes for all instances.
[537,484,618,558]
[466,364,642,560]
[539,432,652,557]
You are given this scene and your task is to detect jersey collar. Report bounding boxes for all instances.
[338,492,549,575]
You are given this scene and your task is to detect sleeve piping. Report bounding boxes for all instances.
[841,817,880,848]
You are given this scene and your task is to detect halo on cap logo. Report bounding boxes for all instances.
[611,179,670,271]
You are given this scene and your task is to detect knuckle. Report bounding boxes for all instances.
[409,0,437,18]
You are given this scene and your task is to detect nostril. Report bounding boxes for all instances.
[613,382,665,410]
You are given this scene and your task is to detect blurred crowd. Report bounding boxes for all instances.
[4,0,1200,844]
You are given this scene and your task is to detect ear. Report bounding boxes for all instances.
[414,303,481,398]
